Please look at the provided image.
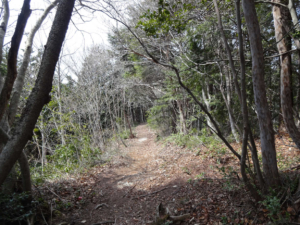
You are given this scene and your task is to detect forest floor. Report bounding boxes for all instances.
[41,124,300,225]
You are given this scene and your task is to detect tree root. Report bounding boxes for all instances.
[150,203,190,225]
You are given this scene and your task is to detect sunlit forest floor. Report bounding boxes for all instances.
[37,124,300,225]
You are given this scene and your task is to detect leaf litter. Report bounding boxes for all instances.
[36,124,300,225]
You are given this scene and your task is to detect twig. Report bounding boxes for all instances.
[45,186,67,202]
[122,183,137,198]
[39,207,49,225]
[94,203,109,210]
[133,187,169,199]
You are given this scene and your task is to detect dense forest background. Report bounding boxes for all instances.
[2,0,300,224]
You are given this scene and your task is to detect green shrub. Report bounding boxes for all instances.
[0,192,37,223]
[164,132,202,149]
[31,134,102,182]
[119,129,132,139]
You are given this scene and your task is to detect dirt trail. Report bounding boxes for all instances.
[62,124,196,225]
[114,124,162,181]
[55,124,269,224]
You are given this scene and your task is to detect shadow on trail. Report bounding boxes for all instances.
[40,170,257,225]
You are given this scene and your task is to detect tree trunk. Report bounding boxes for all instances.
[202,86,216,132]
[171,101,177,134]
[124,109,134,138]
[0,0,9,93]
[177,99,187,134]
[40,114,47,167]
[218,64,241,142]
[8,0,59,126]
[213,0,242,104]
[242,0,280,187]
[0,0,31,122]
[0,0,75,186]
[236,0,264,195]
[18,151,32,195]
[57,59,66,145]
[288,0,299,31]
[272,0,300,150]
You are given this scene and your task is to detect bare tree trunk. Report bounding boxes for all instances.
[56,59,66,145]
[8,0,59,126]
[177,99,187,134]
[0,0,75,186]
[0,0,31,122]
[202,86,216,132]
[18,151,32,195]
[40,114,47,167]
[213,0,242,104]
[272,0,300,150]
[0,0,9,93]
[242,0,280,187]
[273,0,300,149]
[288,1,300,118]
[236,0,264,196]
[0,123,32,196]
[124,109,134,138]
[171,101,177,134]
[218,65,241,142]
[288,0,299,31]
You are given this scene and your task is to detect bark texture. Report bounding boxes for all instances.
[0,0,75,186]
[0,0,31,122]
[273,0,300,151]
[242,0,280,187]
[0,0,9,93]
[18,151,32,194]
[213,0,242,104]
[236,0,264,197]
[8,0,59,126]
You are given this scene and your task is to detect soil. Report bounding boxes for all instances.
[38,124,300,225]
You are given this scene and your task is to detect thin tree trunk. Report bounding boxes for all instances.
[0,0,31,122]
[18,151,32,195]
[236,0,264,195]
[242,0,280,187]
[218,65,241,142]
[171,101,177,134]
[202,86,216,132]
[124,109,134,138]
[8,0,59,126]
[0,0,9,93]
[272,0,300,150]
[288,0,299,31]
[173,68,242,161]
[1,125,32,196]
[0,0,75,186]
[57,59,66,145]
[220,86,241,142]
[177,99,187,134]
[288,0,300,119]
[41,114,47,167]
[213,0,242,104]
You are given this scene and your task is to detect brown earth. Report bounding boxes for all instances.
[39,124,300,225]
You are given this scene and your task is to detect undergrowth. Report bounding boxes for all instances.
[31,134,103,184]
[0,192,38,224]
